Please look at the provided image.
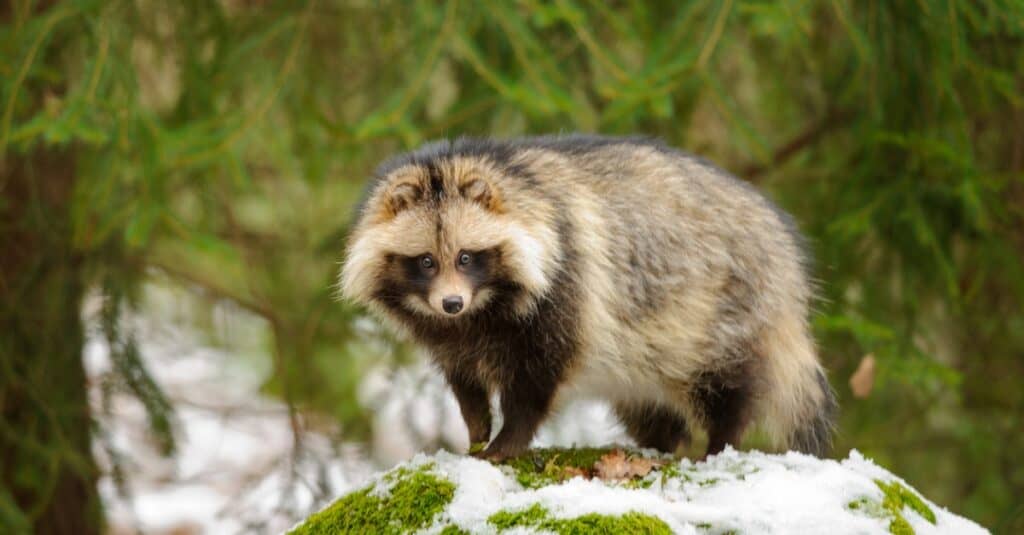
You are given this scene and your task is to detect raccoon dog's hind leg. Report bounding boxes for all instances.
[691,358,759,457]
[691,274,763,457]
[614,401,690,453]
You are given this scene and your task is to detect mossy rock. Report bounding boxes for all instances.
[288,464,455,535]
[499,446,655,488]
[291,448,986,534]
[488,503,671,534]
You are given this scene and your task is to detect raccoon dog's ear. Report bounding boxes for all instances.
[460,178,502,212]
[385,181,422,216]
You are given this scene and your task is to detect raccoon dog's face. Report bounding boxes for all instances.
[341,155,559,322]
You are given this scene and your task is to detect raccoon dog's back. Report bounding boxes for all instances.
[341,135,836,460]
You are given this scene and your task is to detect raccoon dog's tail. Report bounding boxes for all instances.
[758,313,838,456]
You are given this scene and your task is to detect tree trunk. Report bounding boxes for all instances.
[1,147,102,534]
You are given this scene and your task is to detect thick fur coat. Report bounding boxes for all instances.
[340,135,837,460]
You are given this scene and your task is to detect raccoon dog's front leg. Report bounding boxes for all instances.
[478,368,559,462]
[445,370,492,445]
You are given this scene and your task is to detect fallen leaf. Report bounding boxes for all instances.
[850,353,876,399]
[594,449,661,480]
[562,466,589,479]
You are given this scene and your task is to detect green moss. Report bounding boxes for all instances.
[500,447,616,488]
[488,503,672,534]
[875,480,936,524]
[490,503,550,529]
[288,464,455,535]
[887,516,915,535]
[846,479,937,535]
[658,462,684,486]
[500,447,682,490]
[847,497,887,518]
[656,462,722,487]
[439,525,470,535]
[724,460,759,481]
[624,476,656,489]
[693,524,739,535]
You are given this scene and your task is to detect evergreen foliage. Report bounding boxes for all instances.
[1,0,1021,531]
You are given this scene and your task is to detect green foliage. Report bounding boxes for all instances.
[488,503,672,535]
[288,464,455,535]
[2,0,1023,529]
[98,280,176,456]
[0,488,31,534]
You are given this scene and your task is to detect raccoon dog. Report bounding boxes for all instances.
[340,135,837,461]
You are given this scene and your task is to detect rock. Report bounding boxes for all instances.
[288,447,988,534]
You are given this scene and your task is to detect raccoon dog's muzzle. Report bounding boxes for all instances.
[430,274,472,317]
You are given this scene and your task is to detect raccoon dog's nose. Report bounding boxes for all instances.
[442,296,464,314]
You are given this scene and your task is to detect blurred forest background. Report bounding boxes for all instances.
[2,0,1023,533]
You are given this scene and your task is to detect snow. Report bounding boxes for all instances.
[84,287,373,534]
[322,448,988,534]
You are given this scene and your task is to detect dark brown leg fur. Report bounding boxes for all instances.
[447,372,492,445]
[614,402,690,453]
[692,365,756,458]
[479,370,559,461]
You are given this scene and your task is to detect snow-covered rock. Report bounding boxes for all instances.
[288,447,987,534]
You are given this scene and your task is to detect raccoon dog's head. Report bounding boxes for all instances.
[340,146,560,322]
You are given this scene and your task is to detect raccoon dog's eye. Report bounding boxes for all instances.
[458,252,472,266]
[419,255,435,270]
